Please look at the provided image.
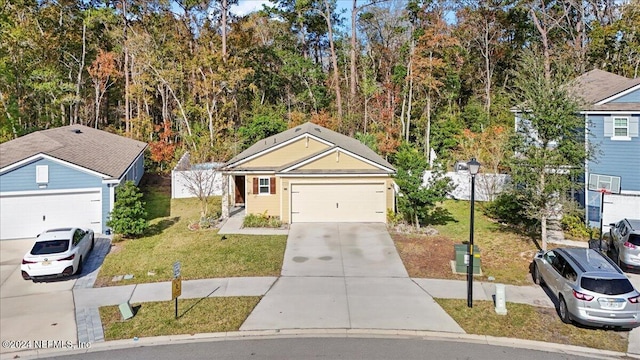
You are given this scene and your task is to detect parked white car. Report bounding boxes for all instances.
[21,228,94,280]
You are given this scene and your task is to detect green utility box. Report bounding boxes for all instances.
[454,244,482,275]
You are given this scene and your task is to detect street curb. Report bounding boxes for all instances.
[0,329,630,360]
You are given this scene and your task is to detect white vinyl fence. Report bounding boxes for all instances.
[171,153,223,199]
[423,171,510,202]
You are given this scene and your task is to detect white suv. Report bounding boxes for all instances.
[609,219,640,270]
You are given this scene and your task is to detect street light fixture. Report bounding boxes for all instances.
[467,158,481,308]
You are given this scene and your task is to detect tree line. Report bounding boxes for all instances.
[2,0,637,167]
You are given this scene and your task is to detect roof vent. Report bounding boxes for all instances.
[314,127,321,132]
[71,129,82,134]
[295,128,301,132]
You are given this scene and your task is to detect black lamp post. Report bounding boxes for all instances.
[467,158,481,308]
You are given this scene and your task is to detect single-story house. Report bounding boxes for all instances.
[0,125,147,239]
[221,122,396,223]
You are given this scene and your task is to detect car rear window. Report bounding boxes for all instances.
[30,240,70,255]
[629,234,640,247]
[581,277,634,295]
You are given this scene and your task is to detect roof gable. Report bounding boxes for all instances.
[281,147,391,173]
[225,122,395,172]
[0,125,147,179]
[571,69,640,111]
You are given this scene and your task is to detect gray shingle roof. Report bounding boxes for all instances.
[571,69,640,111]
[225,122,395,172]
[0,125,147,179]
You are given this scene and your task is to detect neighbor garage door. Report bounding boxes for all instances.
[0,189,102,239]
[291,183,386,223]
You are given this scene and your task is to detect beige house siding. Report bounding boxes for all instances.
[280,176,394,223]
[246,175,279,217]
[297,151,379,171]
[241,137,329,168]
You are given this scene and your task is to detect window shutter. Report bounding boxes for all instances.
[270,177,276,194]
[630,117,639,137]
[603,117,613,137]
[253,178,258,194]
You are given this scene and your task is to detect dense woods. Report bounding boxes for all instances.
[1,0,639,171]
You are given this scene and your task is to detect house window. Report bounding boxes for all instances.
[605,115,638,140]
[36,165,49,184]
[613,117,629,138]
[259,177,270,194]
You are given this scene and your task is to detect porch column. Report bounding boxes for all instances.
[221,174,230,219]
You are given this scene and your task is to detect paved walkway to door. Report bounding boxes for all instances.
[240,223,465,333]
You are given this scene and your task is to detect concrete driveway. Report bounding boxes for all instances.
[241,223,464,333]
[281,222,408,278]
[0,239,77,353]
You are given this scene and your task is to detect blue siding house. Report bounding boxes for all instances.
[0,125,147,239]
[572,70,640,227]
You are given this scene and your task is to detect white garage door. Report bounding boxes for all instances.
[0,190,102,239]
[291,183,386,223]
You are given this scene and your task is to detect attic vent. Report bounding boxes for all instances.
[295,128,301,132]
[314,127,321,132]
[71,129,82,134]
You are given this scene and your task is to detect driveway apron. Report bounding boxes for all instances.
[241,223,464,333]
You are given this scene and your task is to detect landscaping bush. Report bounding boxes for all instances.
[107,181,149,237]
[484,191,537,230]
[561,210,594,240]
[243,211,282,228]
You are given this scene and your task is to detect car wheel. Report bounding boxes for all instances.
[532,264,542,285]
[559,297,572,324]
[75,257,83,275]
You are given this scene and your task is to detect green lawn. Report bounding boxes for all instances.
[436,299,628,352]
[434,200,540,285]
[96,192,287,287]
[100,297,261,340]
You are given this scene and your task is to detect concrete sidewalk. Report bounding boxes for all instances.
[73,277,553,337]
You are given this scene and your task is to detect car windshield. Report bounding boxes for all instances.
[629,234,640,247]
[30,240,70,255]
[581,277,634,295]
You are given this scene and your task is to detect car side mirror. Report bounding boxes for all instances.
[609,223,616,227]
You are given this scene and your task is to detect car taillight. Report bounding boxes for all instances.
[58,254,75,261]
[624,242,637,249]
[22,259,36,264]
[629,296,640,304]
[573,290,594,301]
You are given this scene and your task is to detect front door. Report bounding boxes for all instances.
[234,176,245,204]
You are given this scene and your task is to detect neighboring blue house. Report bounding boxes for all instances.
[0,125,147,239]
[573,70,640,228]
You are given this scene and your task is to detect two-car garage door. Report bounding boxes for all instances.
[291,183,386,223]
[0,190,102,239]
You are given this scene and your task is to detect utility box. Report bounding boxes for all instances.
[454,244,482,275]
[119,301,134,320]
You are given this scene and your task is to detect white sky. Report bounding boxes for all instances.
[231,0,353,17]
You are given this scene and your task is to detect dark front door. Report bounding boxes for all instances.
[235,176,245,204]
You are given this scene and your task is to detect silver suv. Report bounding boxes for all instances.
[532,248,640,329]
[609,219,640,270]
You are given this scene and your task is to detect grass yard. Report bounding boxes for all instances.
[436,299,628,352]
[95,184,287,287]
[393,200,545,285]
[100,297,261,340]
